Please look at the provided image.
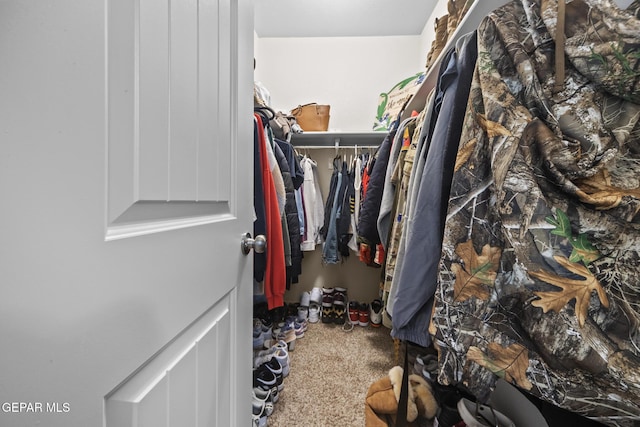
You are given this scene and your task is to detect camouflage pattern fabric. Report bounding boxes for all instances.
[432,0,640,425]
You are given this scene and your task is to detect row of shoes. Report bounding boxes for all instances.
[253,315,307,353]
[298,287,385,328]
[252,305,312,426]
[347,298,383,327]
[252,339,291,427]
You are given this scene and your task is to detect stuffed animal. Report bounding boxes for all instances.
[365,366,438,426]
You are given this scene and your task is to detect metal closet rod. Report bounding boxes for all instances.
[294,145,379,149]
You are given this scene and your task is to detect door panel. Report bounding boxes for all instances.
[107,0,234,238]
[105,294,233,426]
[0,0,253,426]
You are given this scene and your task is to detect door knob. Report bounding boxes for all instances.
[241,233,267,255]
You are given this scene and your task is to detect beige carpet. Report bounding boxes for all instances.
[266,321,397,427]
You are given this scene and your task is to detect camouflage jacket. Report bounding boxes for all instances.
[432,0,640,425]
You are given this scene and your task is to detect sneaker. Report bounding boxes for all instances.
[299,291,311,307]
[333,304,346,325]
[358,303,370,327]
[285,303,299,319]
[261,358,284,392]
[370,299,383,327]
[262,338,288,351]
[253,367,276,391]
[321,305,335,323]
[294,320,305,339]
[253,386,274,404]
[273,347,290,378]
[253,319,265,350]
[308,303,321,323]
[252,393,274,417]
[321,287,334,307]
[275,322,296,345]
[259,319,273,342]
[310,287,323,305]
[348,301,360,325]
[333,287,347,307]
[297,305,309,322]
[253,349,275,369]
[252,400,268,427]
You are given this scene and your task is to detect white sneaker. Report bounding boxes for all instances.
[297,306,309,322]
[252,401,268,427]
[252,393,274,417]
[370,299,383,327]
[308,302,321,323]
[309,287,323,305]
[300,291,311,307]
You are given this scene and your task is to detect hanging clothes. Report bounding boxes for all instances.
[321,156,344,264]
[275,138,304,286]
[377,117,416,251]
[357,120,400,266]
[383,108,427,321]
[299,155,325,251]
[254,113,286,310]
[337,159,354,259]
[432,0,640,422]
[253,119,268,284]
[390,30,478,347]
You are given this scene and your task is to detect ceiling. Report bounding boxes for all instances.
[254,0,438,38]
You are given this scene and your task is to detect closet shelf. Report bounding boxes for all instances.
[290,131,385,148]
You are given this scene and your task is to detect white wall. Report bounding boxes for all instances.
[252,18,450,305]
[254,35,424,131]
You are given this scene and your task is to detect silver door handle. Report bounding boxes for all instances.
[241,233,266,255]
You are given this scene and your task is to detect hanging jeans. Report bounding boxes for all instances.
[322,160,343,264]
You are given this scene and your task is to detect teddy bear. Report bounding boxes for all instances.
[364,366,438,426]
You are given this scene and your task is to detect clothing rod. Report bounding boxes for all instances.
[293,145,379,149]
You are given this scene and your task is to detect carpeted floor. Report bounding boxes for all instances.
[266,321,398,427]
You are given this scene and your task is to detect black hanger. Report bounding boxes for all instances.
[254,105,275,121]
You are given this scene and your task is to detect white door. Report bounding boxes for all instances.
[0,0,253,426]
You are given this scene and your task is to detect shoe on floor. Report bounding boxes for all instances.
[310,287,323,305]
[253,366,276,392]
[252,400,268,427]
[297,305,309,322]
[348,301,360,325]
[333,304,346,325]
[252,393,274,417]
[253,325,264,350]
[294,320,306,339]
[369,299,383,327]
[299,291,311,307]
[261,358,284,392]
[308,302,321,323]
[321,287,334,307]
[332,287,347,307]
[321,305,335,324]
[275,322,296,346]
[273,347,290,378]
[358,303,370,327]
